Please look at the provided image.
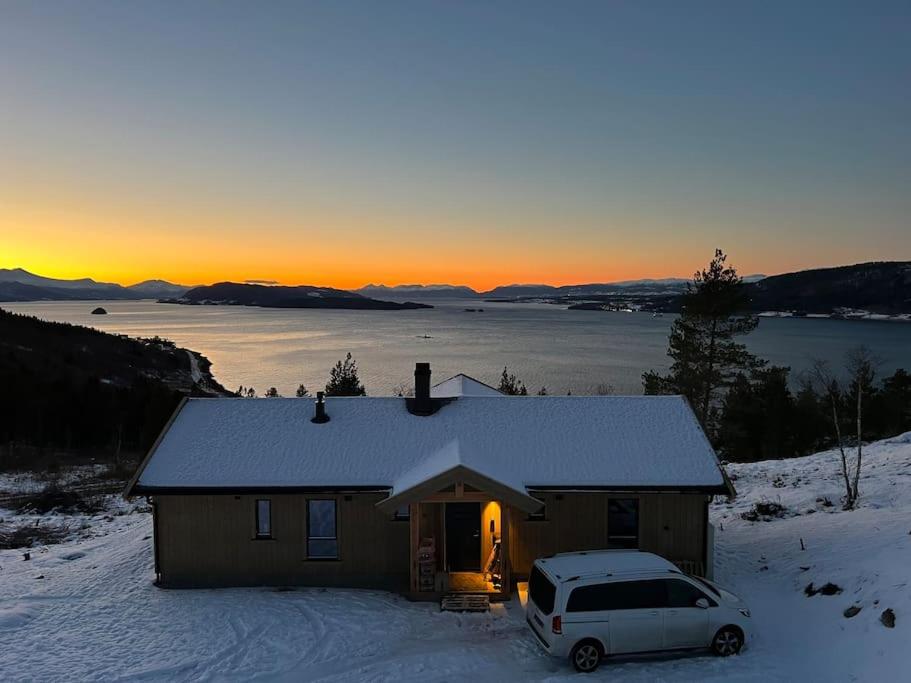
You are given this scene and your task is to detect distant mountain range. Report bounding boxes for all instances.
[2,263,909,315]
[0,268,191,301]
[168,282,431,310]
[358,276,767,300]
[356,283,479,299]
[481,275,767,300]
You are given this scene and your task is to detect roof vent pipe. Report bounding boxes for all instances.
[311,391,330,423]
[413,362,432,415]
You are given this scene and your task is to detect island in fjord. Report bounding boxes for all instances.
[160,282,432,310]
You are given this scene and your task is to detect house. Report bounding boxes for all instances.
[124,363,733,598]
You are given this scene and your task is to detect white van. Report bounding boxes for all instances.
[525,550,751,673]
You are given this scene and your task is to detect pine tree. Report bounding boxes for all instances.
[264,387,280,398]
[498,367,527,395]
[716,366,794,461]
[871,369,911,436]
[643,249,763,436]
[295,384,309,398]
[325,353,366,396]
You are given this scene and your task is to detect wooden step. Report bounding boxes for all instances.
[440,593,490,613]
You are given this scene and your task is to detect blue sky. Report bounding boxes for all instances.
[1,1,908,287]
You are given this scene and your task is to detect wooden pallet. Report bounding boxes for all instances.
[440,593,490,613]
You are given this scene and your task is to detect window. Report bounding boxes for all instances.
[255,499,272,539]
[527,496,546,521]
[607,498,639,549]
[393,504,410,521]
[665,579,716,608]
[529,566,556,615]
[307,499,338,559]
[567,579,667,613]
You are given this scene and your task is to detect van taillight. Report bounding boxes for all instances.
[552,615,562,634]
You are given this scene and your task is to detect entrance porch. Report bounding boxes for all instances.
[407,496,512,600]
[374,461,544,601]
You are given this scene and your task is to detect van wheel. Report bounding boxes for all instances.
[570,640,603,673]
[712,626,743,656]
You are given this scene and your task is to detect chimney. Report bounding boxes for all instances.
[311,391,330,423]
[413,362,432,415]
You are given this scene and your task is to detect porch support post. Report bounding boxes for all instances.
[501,504,511,595]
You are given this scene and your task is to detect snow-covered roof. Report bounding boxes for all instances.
[128,395,729,497]
[431,373,501,397]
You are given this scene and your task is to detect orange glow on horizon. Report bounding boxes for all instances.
[0,177,881,291]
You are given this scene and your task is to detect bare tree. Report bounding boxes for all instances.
[845,346,879,508]
[810,346,880,509]
[591,382,615,396]
[809,359,853,508]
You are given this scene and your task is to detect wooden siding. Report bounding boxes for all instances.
[508,493,709,580]
[153,491,708,590]
[155,493,409,589]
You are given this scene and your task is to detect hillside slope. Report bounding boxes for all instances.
[0,308,227,462]
[747,261,911,314]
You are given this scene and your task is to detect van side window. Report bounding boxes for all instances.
[665,578,716,608]
[567,579,667,612]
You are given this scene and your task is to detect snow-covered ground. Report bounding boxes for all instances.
[2,434,909,681]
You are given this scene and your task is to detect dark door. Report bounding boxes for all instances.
[445,503,481,571]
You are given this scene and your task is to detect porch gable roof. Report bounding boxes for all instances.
[376,439,542,513]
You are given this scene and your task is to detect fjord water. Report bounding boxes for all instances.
[5,300,910,396]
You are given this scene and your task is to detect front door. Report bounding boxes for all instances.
[445,502,481,571]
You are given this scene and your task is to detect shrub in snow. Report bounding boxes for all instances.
[15,484,107,515]
[843,606,862,618]
[0,521,71,549]
[804,582,843,597]
[881,609,896,628]
[741,500,787,521]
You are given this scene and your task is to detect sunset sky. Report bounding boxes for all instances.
[1,1,909,290]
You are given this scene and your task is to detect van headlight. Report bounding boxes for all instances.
[739,608,751,618]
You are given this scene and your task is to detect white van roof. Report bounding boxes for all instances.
[535,550,680,581]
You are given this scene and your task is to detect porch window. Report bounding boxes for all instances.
[607,498,639,549]
[393,504,410,521]
[307,499,338,559]
[255,499,272,539]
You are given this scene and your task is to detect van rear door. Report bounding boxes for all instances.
[527,565,558,649]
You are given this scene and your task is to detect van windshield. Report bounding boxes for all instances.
[529,565,556,615]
